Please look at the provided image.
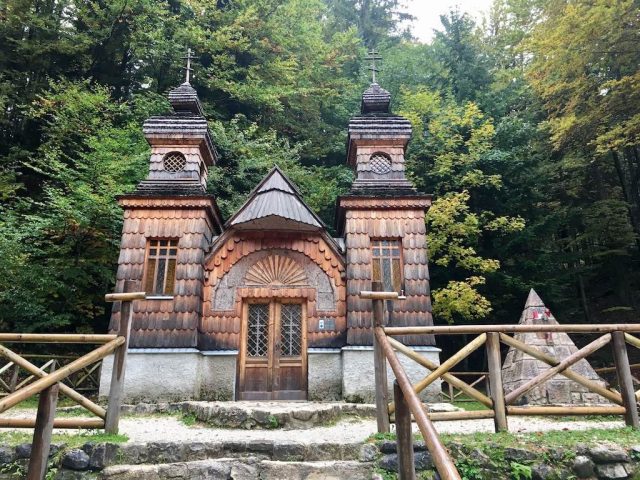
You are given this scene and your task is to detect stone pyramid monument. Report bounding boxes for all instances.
[501,289,610,405]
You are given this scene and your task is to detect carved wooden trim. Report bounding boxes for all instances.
[245,255,307,286]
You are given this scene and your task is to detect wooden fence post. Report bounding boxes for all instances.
[372,281,390,433]
[9,363,19,392]
[612,331,639,429]
[26,375,59,479]
[105,280,136,434]
[394,380,416,480]
[486,332,508,432]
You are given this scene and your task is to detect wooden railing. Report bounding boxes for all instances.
[441,371,487,403]
[0,281,144,480]
[363,285,640,480]
[0,354,102,397]
[363,284,462,480]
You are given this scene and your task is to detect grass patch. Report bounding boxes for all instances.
[368,427,640,449]
[11,396,86,410]
[180,413,198,426]
[442,427,640,449]
[0,430,128,448]
[452,400,489,411]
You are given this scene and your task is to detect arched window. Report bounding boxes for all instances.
[162,151,187,172]
[369,152,392,174]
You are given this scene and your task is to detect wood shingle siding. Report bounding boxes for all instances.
[109,197,221,348]
[200,230,346,351]
[338,196,435,346]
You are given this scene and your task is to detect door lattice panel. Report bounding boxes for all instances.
[280,304,302,356]
[248,304,269,357]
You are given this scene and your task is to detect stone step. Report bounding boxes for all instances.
[99,458,375,480]
[122,401,377,430]
[103,439,369,466]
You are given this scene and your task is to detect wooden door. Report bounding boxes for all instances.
[238,299,307,400]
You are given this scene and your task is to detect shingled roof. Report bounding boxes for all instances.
[226,166,324,230]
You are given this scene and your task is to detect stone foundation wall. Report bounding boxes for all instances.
[100,347,441,403]
[341,346,442,403]
[99,350,237,402]
[308,349,342,401]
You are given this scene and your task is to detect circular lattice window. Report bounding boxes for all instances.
[162,152,187,172]
[369,152,392,174]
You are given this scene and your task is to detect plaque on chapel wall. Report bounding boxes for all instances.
[318,318,336,331]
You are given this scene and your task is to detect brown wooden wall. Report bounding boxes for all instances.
[340,197,435,346]
[201,231,347,350]
[110,197,218,348]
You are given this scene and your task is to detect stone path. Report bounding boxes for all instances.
[3,402,626,443]
[116,415,625,444]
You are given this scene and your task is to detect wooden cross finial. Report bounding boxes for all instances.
[365,49,382,84]
[182,48,196,84]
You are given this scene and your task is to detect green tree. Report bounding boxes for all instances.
[400,88,524,323]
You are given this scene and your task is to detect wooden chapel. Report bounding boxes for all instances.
[101,73,440,402]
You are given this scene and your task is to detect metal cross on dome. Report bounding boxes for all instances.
[365,49,382,84]
[182,48,196,84]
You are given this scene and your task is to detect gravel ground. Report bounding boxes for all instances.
[1,409,626,444]
[115,416,625,444]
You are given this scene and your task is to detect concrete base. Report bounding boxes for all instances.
[100,346,441,403]
[99,349,237,403]
[341,346,442,403]
[308,349,342,401]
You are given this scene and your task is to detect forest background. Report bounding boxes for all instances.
[1,0,639,349]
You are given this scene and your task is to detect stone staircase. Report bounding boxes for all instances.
[101,458,373,480]
[0,439,381,479]
[97,439,377,479]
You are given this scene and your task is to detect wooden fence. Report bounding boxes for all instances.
[363,285,640,480]
[0,354,102,398]
[0,281,144,480]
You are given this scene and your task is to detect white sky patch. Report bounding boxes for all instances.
[402,0,494,43]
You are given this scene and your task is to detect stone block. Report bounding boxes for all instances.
[61,449,90,470]
[532,463,554,480]
[15,444,31,459]
[505,447,538,462]
[546,381,571,404]
[259,460,372,480]
[359,444,378,462]
[273,441,306,461]
[573,455,595,478]
[589,446,629,463]
[0,447,14,465]
[82,442,120,469]
[596,463,629,479]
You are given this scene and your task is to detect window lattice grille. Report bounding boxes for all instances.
[247,304,269,357]
[371,239,403,293]
[369,152,392,175]
[280,304,302,356]
[163,152,187,172]
[144,239,178,295]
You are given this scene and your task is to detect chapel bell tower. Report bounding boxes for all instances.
[111,71,224,349]
[337,73,435,348]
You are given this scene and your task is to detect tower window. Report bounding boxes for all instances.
[144,239,178,295]
[371,239,403,292]
[369,152,392,174]
[162,152,187,172]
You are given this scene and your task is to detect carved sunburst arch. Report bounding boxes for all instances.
[245,255,307,286]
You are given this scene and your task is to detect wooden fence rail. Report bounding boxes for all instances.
[0,281,145,480]
[0,355,103,398]
[362,287,640,480]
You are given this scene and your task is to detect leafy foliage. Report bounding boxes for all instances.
[0,0,639,335]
